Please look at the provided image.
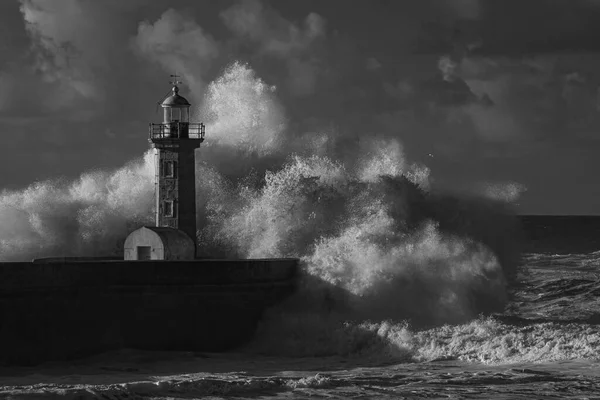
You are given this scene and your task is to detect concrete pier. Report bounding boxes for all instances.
[0,259,298,365]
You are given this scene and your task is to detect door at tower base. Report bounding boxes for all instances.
[124,226,195,260]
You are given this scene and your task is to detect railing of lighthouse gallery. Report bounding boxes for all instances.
[149,122,205,141]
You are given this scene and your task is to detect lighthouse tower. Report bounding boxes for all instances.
[150,77,205,242]
[123,76,205,261]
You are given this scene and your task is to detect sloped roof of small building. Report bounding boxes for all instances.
[124,226,195,256]
[139,226,195,246]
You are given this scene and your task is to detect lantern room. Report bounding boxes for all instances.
[161,85,191,124]
[149,77,205,141]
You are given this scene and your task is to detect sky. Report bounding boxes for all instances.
[1,0,600,215]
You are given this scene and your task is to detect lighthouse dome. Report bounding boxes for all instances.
[161,85,191,108]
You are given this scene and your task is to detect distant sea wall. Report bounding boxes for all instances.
[0,259,298,366]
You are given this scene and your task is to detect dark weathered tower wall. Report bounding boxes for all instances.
[154,141,200,244]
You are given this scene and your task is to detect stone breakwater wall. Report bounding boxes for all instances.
[0,259,299,365]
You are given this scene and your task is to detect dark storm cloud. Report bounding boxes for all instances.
[132,8,220,104]
[417,0,600,56]
[10,0,152,123]
[407,0,600,149]
[220,0,326,97]
[476,0,600,56]
[418,74,481,107]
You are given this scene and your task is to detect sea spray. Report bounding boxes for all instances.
[238,162,518,357]
[247,315,600,364]
[200,61,285,157]
[0,152,155,261]
[193,64,523,354]
[195,144,519,356]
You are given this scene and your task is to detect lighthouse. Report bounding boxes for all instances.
[124,76,205,260]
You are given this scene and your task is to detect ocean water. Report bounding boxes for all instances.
[1,216,600,399]
[1,63,599,399]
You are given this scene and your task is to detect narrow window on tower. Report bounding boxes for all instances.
[163,200,175,217]
[163,160,177,178]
